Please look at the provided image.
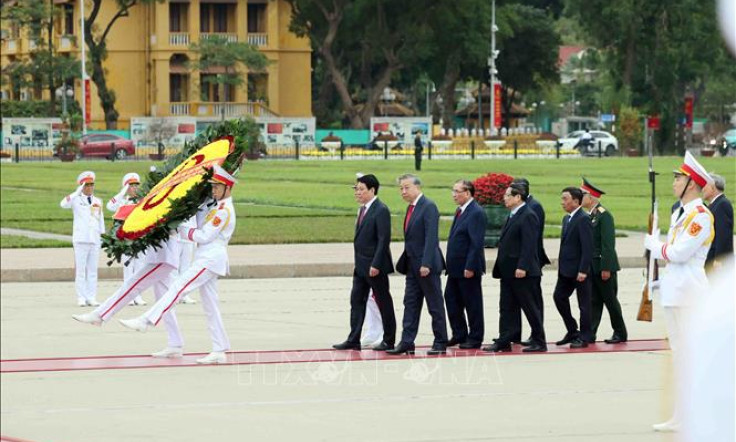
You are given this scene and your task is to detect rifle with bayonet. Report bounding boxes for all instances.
[637,135,658,322]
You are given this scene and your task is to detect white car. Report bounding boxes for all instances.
[557,130,619,156]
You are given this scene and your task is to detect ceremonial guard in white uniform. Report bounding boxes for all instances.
[644,152,715,433]
[60,171,105,306]
[120,165,237,364]
[106,172,147,306]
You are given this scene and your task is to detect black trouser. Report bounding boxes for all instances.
[553,275,593,342]
[346,271,396,346]
[414,152,422,171]
[510,276,545,342]
[399,267,448,345]
[444,275,484,345]
[497,277,546,347]
[591,272,627,340]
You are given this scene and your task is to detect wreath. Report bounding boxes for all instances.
[101,118,259,265]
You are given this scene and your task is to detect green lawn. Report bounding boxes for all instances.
[0,235,71,248]
[1,157,734,247]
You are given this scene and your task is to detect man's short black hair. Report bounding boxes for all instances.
[512,177,530,193]
[508,183,528,201]
[562,186,583,204]
[357,174,380,195]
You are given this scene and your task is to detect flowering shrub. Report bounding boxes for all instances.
[472,172,514,205]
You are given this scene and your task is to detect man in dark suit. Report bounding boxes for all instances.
[704,173,734,272]
[553,187,594,348]
[580,177,627,344]
[509,177,550,346]
[387,174,448,355]
[485,183,547,353]
[413,132,424,171]
[444,179,486,349]
[333,174,397,351]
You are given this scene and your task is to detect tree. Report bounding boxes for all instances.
[1,0,79,115]
[495,3,560,128]
[188,36,270,101]
[287,0,435,128]
[566,0,736,152]
[83,0,160,129]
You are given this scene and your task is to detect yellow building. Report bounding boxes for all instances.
[0,0,312,129]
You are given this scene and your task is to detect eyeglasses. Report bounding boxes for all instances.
[451,188,468,194]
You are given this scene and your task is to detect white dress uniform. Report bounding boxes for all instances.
[140,195,235,354]
[106,173,146,305]
[60,171,105,305]
[645,152,715,431]
[90,236,184,349]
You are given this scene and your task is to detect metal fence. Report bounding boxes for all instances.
[0,136,616,163]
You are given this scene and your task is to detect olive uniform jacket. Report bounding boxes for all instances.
[590,204,620,274]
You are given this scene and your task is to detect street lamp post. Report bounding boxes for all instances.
[488,0,499,134]
[55,85,74,117]
[380,87,395,117]
[425,80,435,117]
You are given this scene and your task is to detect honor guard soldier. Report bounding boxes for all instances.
[120,165,237,364]
[580,177,627,344]
[107,172,147,306]
[60,171,105,306]
[644,152,715,433]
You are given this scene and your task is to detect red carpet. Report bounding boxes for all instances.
[0,339,669,373]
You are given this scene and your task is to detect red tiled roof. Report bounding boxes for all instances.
[558,46,585,67]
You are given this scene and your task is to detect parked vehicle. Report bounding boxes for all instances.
[54,134,135,159]
[717,128,736,156]
[557,130,619,156]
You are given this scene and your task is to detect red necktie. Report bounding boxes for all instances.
[357,205,366,226]
[455,207,462,218]
[404,204,415,232]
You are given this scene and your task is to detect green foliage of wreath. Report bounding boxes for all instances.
[101,118,259,265]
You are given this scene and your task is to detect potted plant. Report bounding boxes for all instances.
[320,132,342,153]
[375,132,400,150]
[473,172,514,247]
[0,150,11,163]
[54,130,80,162]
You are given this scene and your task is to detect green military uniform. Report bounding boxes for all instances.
[589,203,627,341]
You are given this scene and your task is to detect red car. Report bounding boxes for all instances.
[61,134,135,159]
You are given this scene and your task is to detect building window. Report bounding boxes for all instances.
[200,75,234,102]
[200,3,235,33]
[247,4,266,33]
[170,74,189,102]
[169,3,188,33]
[63,4,74,35]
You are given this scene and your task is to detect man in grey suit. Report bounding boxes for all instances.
[388,174,449,355]
[333,174,397,351]
[445,179,487,349]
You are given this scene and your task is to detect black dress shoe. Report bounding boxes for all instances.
[459,342,481,349]
[569,338,589,349]
[427,344,447,355]
[555,332,579,346]
[522,344,548,352]
[386,342,415,355]
[604,335,626,344]
[519,339,533,347]
[372,341,394,351]
[482,342,512,353]
[446,337,462,347]
[332,341,361,350]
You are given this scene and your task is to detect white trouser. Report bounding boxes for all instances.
[663,306,691,424]
[94,263,183,348]
[123,254,145,304]
[142,266,230,352]
[362,291,384,342]
[74,242,99,302]
[177,241,195,275]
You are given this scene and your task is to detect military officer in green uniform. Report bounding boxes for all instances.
[580,177,627,343]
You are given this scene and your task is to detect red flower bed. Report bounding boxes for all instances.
[472,172,513,206]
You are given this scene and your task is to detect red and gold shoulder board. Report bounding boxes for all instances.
[696,206,706,213]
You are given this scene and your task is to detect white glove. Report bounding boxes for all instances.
[116,184,129,199]
[643,232,661,251]
[73,183,85,196]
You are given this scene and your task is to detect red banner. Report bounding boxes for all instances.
[647,115,660,130]
[683,97,693,129]
[493,83,502,128]
[84,78,91,126]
